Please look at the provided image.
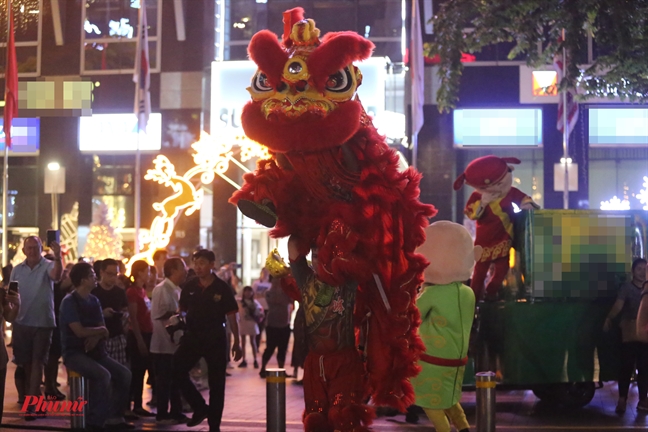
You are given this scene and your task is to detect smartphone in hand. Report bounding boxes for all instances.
[46,230,60,247]
[8,281,18,294]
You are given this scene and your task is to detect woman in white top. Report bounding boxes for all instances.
[238,286,264,368]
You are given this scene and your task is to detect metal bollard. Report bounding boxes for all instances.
[476,371,496,432]
[68,370,87,431]
[266,368,286,432]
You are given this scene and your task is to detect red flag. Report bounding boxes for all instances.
[4,1,18,149]
[554,44,579,136]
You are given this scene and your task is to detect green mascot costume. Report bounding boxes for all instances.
[411,221,483,432]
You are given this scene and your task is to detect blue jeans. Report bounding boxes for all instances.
[63,351,131,427]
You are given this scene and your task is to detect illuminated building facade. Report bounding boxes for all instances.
[0,1,645,279]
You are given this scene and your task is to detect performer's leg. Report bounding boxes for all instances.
[485,256,510,298]
[444,402,470,431]
[326,349,374,432]
[471,261,489,301]
[302,352,330,432]
[422,408,451,432]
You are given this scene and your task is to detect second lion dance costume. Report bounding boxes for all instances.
[229,7,436,431]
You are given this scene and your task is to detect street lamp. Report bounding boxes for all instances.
[44,162,65,230]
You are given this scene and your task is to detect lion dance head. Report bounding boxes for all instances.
[241,7,375,153]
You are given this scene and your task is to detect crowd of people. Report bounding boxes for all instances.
[0,236,306,432]
[1,233,646,431]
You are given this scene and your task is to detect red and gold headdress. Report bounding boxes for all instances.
[242,7,375,153]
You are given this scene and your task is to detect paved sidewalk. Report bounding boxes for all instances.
[3,345,648,431]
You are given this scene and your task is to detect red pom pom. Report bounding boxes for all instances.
[303,412,330,432]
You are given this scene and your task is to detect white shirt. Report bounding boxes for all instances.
[11,258,56,327]
[150,278,181,354]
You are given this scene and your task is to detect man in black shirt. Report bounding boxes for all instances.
[174,249,242,430]
[91,259,129,366]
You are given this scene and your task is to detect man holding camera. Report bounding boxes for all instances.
[174,249,242,430]
[10,236,62,419]
[150,257,188,425]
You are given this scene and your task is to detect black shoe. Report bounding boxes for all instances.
[105,422,136,430]
[24,407,45,421]
[174,413,189,423]
[238,360,248,368]
[237,199,277,228]
[123,411,140,421]
[187,407,209,427]
[132,407,155,417]
[405,411,419,424]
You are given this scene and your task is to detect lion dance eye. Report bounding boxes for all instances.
[325,68,353,93]
[253,72,273,92]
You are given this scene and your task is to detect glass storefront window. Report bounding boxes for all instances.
[81,0,161,74]
[0,166,38,227]
[92,158,134,226]
[0,0,42,77]
[92,196,131,229]
[459,150,544,221]
[236,211,282,287]
[223,0,402,61]
[589,159,648,211]
[93,167,134,196]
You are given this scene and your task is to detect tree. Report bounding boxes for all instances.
[83,201,123,261]
[427,0,648,111]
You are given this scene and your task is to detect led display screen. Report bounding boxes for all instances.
[589,108,648,146]
[0,118,40,154]
[79,113,162,152]
[453,108,543,147]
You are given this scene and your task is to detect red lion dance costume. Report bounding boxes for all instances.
[229,8,436,431]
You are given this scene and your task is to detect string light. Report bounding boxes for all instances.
[600,196,630,211]
[638,176,648,211]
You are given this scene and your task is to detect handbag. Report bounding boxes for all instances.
[253,308,265,325]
